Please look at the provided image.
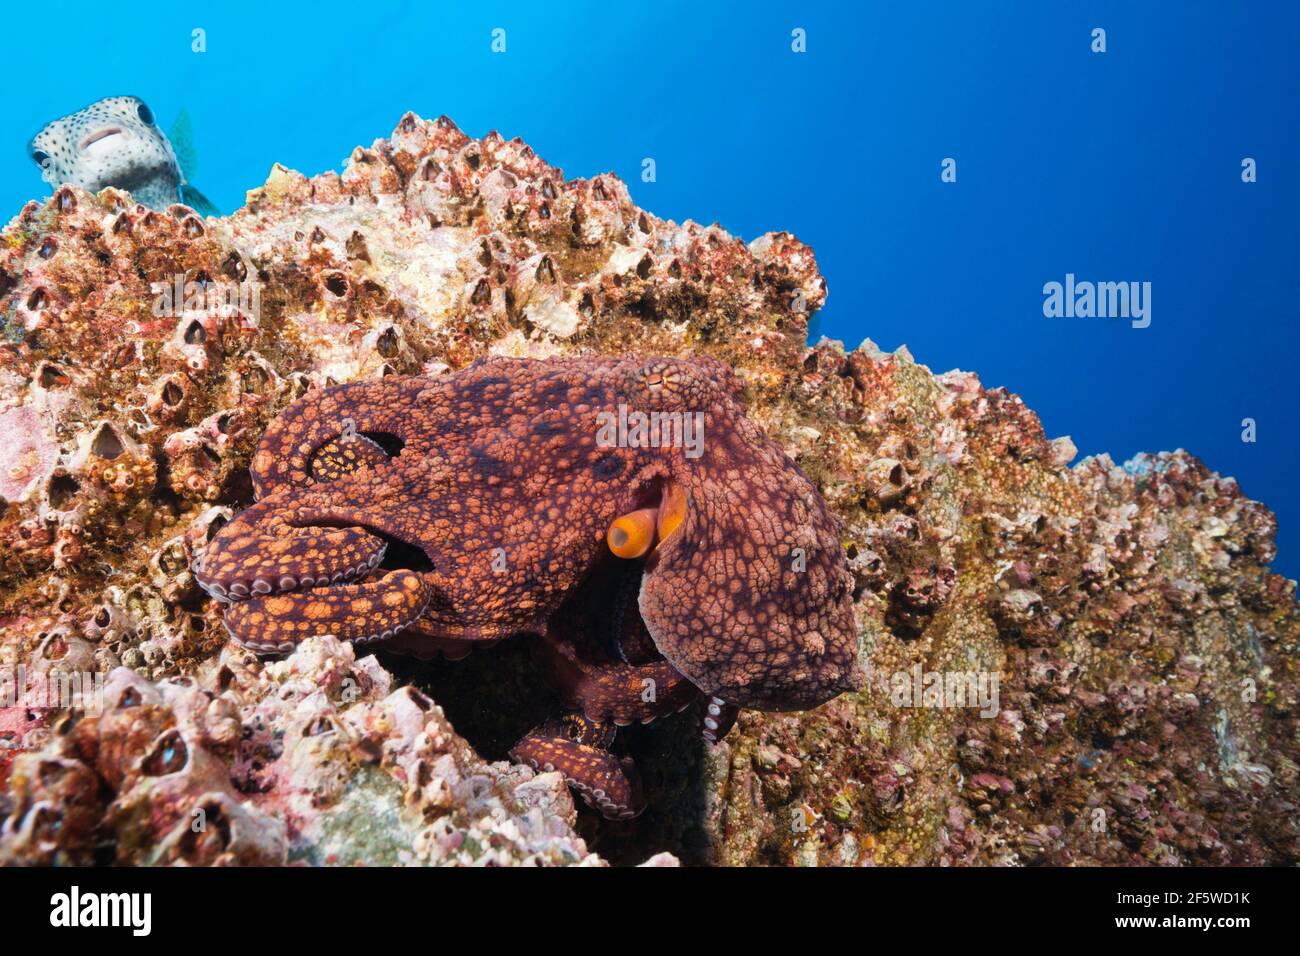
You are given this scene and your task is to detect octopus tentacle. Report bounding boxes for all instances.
[539,615,701,727]
[194,506,386,602]
[223,570,431,652]
[571,660,701,726]
[701,695,740,743]
[509,714,644,820]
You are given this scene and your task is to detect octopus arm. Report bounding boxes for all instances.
[223,570,430,652]
[510,716,644,820]
[194,498,387,601]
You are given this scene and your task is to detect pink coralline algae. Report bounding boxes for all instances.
[0,113,1295,866]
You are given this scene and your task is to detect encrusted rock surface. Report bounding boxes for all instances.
[0,114,1295,866]
[0,635,600,865]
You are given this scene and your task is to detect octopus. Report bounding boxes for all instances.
[194,354,862,818]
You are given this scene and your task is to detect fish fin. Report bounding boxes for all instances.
[180,183,220,217]
[169,108,199,180]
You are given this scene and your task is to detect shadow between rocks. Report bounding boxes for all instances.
[381,635,716,866]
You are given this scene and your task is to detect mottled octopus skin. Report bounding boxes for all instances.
[511,714,644,821]
[195,354,863,816]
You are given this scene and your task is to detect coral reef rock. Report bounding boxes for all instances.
[1,113,1296,866]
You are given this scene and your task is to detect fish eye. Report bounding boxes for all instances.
[31,150,49,167]
[136,103,154,125]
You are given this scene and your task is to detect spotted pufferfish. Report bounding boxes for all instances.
[27,95,218,215]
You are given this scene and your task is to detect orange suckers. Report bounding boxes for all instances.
[607,508,657,558]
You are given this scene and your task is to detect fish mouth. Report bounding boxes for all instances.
[79,127,123,151]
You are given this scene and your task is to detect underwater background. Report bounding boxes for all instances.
[5,0,1297,574]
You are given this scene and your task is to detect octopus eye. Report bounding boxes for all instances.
[308,433,392,483]
[136,102,155,125]
[31,150,49,167]
[627,358,717,410]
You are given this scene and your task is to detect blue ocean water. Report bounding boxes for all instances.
[5,1,1297,575]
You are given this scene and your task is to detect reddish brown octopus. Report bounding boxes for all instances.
[194,354,862,818]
